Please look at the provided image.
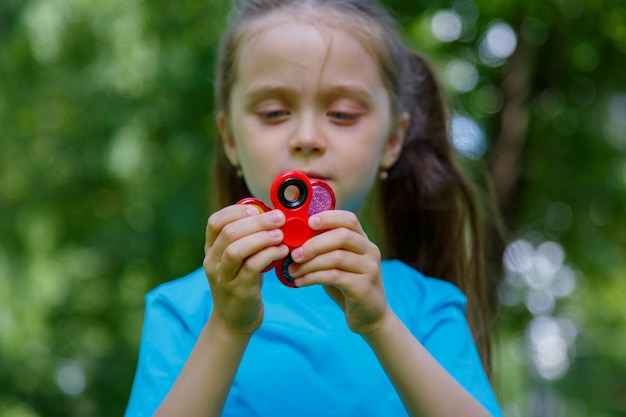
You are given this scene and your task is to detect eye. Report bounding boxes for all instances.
[327,110,361,125]
[256,108,291,124]
[259,109,290,121]
[326,98,366,125]
[328,111,357,120]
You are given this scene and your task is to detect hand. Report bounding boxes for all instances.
[204,205,289,335]
[287,210,390,335]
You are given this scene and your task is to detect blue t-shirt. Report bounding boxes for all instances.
[125,260,502,416]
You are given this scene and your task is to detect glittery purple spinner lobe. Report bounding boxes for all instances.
[308,185,333,216]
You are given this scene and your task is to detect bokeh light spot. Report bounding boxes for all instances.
[480,21,517,66]
[527,317,572,380]
[546,201,573,232]
[23,0,64,64]
[452,0,479,26]
[609,93,626,124]
[431,10,463,42]
[521,18,548,46]
[534,241,565,277]
[445,59,478,92]
[55,360,86,396]
[525,288,555,315]
[572,42,599,72]
[451,115,486,159]
[605,93,626,149]
[504,239,534,274]
[536,88,566,120]
[472,85,504,114]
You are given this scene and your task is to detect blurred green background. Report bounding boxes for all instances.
[1,0,625,416]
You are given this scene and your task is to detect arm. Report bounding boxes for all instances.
[289,210,494,417]
[154,205,289,417]
[154,316,250,417]
[362,311,491,417]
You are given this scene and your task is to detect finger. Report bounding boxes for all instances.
[308,210,367,237]
[204,208,286,285]
[205,241,286,298]
[208,208,285,257]
[294,268,363,290]
[289,249,366,277]
[219,229,286,281]
[204,205,258,280]
[291,226,370,265]
[205,205,260,248]
[238,244,289,281]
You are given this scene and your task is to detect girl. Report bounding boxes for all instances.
[125,0,503,416]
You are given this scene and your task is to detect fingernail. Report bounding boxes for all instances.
[247,207,260,216]
[279,244,290,256]
[269,210,284,223]
[309,215,321,228]
[291,247,303,260]
[269,229,282,239]
[288,264,299,276]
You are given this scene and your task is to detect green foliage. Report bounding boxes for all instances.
[1,0,227,415]
[1,0,624,416]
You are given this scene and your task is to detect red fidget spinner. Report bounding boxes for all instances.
[237,170,336,287]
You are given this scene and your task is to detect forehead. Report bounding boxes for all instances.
[235,9,381,68]
[240,7,370,42]
[232,11,384,88]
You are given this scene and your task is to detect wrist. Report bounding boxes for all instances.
[360,309,402,346]
[206,314,254,348]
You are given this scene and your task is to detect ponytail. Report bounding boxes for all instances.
[379,50,503,375]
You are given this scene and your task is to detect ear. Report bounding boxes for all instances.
[217,111,240,167]
[380,112,409,170]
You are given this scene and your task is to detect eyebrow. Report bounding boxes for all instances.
[320,85,374,107]
[245,84,374,107]
[245,86,298,104]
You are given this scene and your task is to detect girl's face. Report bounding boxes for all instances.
[219,14,407,211]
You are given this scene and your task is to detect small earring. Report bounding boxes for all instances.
[378,169,388,180]
[236,167,243,178]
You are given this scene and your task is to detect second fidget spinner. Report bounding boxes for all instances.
[237,170,336,287]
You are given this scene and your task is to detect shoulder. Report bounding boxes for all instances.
[381,260,468,340]
[381,259,466,311]
[147,268,209,302]
[143,268,212,336]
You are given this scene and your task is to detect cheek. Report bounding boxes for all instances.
[335,152,381,210]
[235,142,279,203]
[346,132,388,169]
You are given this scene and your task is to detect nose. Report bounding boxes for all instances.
[289,113,326,156]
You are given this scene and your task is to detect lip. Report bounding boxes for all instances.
[300,170,331,181]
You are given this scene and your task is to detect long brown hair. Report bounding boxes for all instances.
[212,0,503,375]
[379,50,504,375]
